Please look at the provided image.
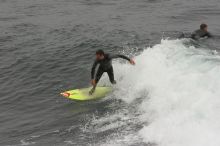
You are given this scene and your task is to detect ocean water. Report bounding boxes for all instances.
[1,0,220,146]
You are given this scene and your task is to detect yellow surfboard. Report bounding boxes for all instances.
[60,87,112,101]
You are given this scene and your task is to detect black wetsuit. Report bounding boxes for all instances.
[91,54,130,84]
[191,29,212,40]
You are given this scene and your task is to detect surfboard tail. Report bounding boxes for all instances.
[60,92,70,97]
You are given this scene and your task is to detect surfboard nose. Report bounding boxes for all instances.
[60,92,70,97]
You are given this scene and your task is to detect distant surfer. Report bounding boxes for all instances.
[191,23,212,40]
[89,49,135,95]
[178,23,212,39]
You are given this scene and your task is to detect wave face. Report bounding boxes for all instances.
[98,39,220,146]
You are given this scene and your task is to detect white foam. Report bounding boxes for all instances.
[20,139,35,146]
[105,39,220,146]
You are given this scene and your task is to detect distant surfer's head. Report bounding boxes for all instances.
[96,49,105,60]
[200,23,208,32]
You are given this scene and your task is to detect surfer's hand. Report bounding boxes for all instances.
[91,79,96,86]
[130,59,135,65]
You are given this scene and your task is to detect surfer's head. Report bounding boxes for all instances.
[200,23,208,32]
[96,49,105,60]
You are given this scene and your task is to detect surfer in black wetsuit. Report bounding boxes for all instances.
[89,49,135,95]
[191,23,212,40]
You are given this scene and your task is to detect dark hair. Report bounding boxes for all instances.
[96,49,105,55]
[200,23,207,30]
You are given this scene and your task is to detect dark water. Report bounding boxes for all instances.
[1,0,220,146]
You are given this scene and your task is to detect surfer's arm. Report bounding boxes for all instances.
[110,54,135,65]
[110,54,130,61]
[91,60,98,79]
[206,32,212,38]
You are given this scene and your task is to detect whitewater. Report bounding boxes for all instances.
[94,39,220,146]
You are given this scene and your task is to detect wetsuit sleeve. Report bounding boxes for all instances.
[91,60,98,79]
[109,54,130,61]
[206,32,212,38]
[191,31,199,40]
[191,34,199,40]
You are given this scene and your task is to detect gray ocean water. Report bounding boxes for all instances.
[1,0,220,146]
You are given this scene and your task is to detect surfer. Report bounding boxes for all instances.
[89,49,135,95]
[191,23,212,40]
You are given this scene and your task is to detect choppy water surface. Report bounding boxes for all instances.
[1,0,220,146]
